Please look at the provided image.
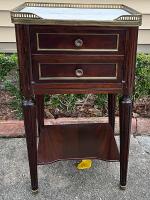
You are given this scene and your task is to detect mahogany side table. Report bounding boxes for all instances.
[11,2,142,192]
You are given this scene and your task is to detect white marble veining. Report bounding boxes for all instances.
[20,7,131,21]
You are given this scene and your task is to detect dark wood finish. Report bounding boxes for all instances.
[39,63,117,79]
[30,26,126,54]
[108,94,116,131]
[38,123,119,164]
[36,63,121,84]
[14,21,139,190]
[119,96,132,188]
[31,54,123,94]
[32,54,123,88]
[37,33,118,51]
[15,25,33,97]
[123,27,138,95]
[32,54,125,62]
[23,99,38,191]
[32,83,122,94]
[35,95,44,136]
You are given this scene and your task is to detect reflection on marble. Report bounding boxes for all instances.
[20,7,131,21]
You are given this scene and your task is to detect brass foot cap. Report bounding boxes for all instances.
[32,189,38,194]
[120,185,126,190]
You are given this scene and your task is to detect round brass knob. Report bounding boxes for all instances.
[75,68,83,77]
[74,38,83,48]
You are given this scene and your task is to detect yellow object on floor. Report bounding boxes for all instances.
[76,160,92,169]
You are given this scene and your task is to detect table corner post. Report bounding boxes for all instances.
[23,98,38,192]
[119,95,132,189]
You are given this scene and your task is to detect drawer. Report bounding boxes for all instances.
[32,61,122,83]
[31,55,124,93]
[30,26,125,54]
[39,63,118,80]
[36,33,119,52]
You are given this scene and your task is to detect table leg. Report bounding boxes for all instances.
[23,99,38,192]
[119,95,132,189]
[108,94,116,132]
[35,95,44,136]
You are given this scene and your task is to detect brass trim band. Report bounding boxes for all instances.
[38,63,118,81]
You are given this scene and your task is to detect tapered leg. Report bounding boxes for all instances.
[119,95,132,189]
[35,95,44,136]
[23,99,38,192]
[108,94,116,131]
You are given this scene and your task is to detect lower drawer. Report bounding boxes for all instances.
[38,63,118,81]
[32,61,123,83]
[31,55,123,93]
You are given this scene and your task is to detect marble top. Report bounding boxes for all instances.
[11,3,142,26]
[20,7,131,21]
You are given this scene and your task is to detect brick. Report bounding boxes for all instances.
[0,121,24,137]
[0,117,149,137]
[136,118,150,135]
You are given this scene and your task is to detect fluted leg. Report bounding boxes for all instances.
[119,95,132,189]
[23,99,38,192]
[35,95,44,136]
[108,94,116,132]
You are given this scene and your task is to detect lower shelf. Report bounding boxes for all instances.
[38,123,119,165]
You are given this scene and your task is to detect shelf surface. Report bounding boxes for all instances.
[38,123,119,165]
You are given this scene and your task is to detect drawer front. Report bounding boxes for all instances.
[30,26,125,54]
[37,33,119,52]
[39,63,117,80]
[32,61,122,83]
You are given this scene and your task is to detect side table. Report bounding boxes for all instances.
[11,2,142,192]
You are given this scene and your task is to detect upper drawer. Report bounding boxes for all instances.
[37,33,119,51]
[30,26,126,54]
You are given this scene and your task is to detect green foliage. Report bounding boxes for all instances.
[134,53,150,98]
[0,53,22,119]
[45,94,85,112]
[94,94,107,109]
[0,53,150,119]
[0,54,17,81]
[4,80,23,119]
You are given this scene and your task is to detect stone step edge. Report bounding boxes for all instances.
[0,117,149,137]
